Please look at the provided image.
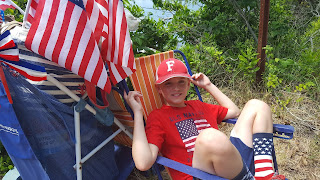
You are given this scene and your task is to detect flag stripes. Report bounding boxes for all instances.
[194,119,211,133]
[27,0,38,23]
[0,0,16,11]
[100,0,135,84]
[25,0,111,92]
[0,30,47,82]
[2,59,47,81]
[176,119,199,153]
[253,133,274,179]
[27,0,136,88]
[0,30,19,61]
[17,45,85,106]
[182,136,196,152]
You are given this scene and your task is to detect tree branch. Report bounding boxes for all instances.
[228,0,258,44]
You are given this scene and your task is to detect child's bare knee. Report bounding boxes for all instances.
[246,99,270,111]
[196,128,230,153]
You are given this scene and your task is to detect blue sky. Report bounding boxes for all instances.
[133,0,173,20]
[133,0,201,20]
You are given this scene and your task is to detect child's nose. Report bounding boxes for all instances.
[173,84,180,90]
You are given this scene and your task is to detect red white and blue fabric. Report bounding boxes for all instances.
[17,43,85,106]
[27,0,136,85]
[253,135,274,179]
[175,118,212,152]
[25,0,111,93]
[0,0,15,11]
[175,119,199,153]
[89,0,136,84]
[26,0,38,23]
[0,9,4,24]
[0,30,46,81]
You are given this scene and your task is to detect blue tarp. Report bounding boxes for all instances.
[0,65,119,179]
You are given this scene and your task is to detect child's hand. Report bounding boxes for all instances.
[124,91,143,113]
[190,73,212,89]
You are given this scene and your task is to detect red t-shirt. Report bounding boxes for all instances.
[145,100,228,180]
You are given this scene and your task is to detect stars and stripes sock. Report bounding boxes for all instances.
[253,133,274,180]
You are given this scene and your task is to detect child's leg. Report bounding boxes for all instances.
[192,128,253,179]
[232,99,275,179]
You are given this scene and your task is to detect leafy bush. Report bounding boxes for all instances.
[0,142,13,176]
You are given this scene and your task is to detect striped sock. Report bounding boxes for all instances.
[253,133,274,180]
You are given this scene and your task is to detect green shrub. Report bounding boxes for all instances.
[0,142,14,176]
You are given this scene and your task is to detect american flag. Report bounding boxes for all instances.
[0,30,47,81]
[85,0,136,84]
[26,0,38,23]
[253,137,274,179]
[25,0,111,92]
[175,118,212,152]
[27,0,136,86]
[0,0,16,11]
[0,9,4,24]
[194,119,211,133]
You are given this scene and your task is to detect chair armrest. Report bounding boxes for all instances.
[156,156,227,179]
[223,119,294,140]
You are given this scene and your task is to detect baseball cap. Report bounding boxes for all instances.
[155,58,191,84]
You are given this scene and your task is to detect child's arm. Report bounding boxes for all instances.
[190,73,240,119]
[124,91,159,171]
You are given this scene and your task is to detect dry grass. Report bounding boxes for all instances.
[128,81,320,179]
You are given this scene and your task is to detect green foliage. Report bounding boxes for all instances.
[295,82,315,93]
[3,0,26,22]
[237,46,260,83]
[124,1,144,18]
[0,143,13,176]
[179,35,226,77]
[130,16,178,57]
[276,96,291,110]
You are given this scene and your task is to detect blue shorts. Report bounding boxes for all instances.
[230,135,255,175]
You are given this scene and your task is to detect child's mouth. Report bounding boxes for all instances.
[172,93,182,97]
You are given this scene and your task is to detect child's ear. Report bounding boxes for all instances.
[155,84,163,94]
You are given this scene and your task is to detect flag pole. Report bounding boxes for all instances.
[22,0,31,28]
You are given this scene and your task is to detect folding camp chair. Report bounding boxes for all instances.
[128,50,295,179]
[0,24,136,179]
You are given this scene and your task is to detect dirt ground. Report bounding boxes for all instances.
[127,88,320,180]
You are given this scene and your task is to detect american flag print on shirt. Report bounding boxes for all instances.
[175,118,212,152]
[253,137,274,179]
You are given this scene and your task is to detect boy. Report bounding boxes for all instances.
[124,58,277,179]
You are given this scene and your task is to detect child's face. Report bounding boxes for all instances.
[156,77,190,107]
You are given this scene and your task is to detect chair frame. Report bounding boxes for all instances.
[45,74,133,180]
